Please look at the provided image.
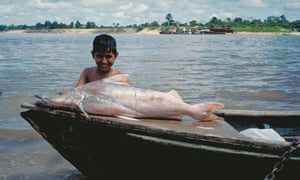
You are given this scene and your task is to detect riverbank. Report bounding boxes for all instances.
[3,28,300,36]
[236,31,300,36]
[3,28,137,34]
[137,29,300,35]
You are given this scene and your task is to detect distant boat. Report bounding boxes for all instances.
[21,103,300,179]
[159,30,176,34]
[193,27,234,34]
[160,27,234,35]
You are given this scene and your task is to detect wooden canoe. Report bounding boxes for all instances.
[20,103,300,179]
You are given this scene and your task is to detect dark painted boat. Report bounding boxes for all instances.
[20,103,300,179]
[207,27,234,34]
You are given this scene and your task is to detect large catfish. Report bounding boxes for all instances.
[36,74,224,121]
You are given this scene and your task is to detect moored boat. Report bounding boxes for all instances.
[20,103,300,179]
[160,27,234,35]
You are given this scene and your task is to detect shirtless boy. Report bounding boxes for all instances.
[76,34,129,87]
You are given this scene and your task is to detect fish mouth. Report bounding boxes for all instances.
[35,95,48,104]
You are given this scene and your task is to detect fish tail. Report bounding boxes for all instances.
[191,102,224,121]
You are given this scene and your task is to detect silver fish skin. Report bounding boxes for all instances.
[38,74,130,107]
[38,74,224,121]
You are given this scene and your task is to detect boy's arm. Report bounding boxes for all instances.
[76,69,88,87]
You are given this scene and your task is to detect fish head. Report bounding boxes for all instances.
[35,89,83,108]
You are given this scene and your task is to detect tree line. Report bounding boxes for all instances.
[1,13,300,32]
[160,13,300,32]
[0,20,97,31]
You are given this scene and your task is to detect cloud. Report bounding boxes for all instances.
[0,4,13,14]
[28,0,71,9]
[286,1,300,9]
[117,2,134,11]
[117,2,148,13]
[114,12,126,18]
[238,0,267,8]
[133,4,149,13]
[0,0,299,26]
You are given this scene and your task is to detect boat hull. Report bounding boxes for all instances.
[21,108,300,179]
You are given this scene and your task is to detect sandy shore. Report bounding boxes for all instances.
[236,31,300,36]
[3,28,300,36]
[136,28,160,34]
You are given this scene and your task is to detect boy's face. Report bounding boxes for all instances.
[93,51,118,73]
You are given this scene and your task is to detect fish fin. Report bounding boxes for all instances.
[191,102,225,121]
[78,103,90,119]
[117,115,140,121]
[204,102,225,112]
[168,89,184,102]
[201,113,224,121]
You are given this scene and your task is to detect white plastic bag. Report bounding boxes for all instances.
[240,128,286,142]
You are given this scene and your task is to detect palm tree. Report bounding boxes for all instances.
[166,13,174,26]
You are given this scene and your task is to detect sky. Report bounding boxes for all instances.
[1,0,300,26]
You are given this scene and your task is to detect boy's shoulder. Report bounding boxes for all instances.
[83,66,97,74]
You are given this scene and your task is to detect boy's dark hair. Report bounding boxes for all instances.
[92,34,117,55]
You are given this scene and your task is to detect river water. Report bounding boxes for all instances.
[0,32,299,179]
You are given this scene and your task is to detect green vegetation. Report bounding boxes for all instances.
[233,26,291,33]
[1,13,300,32]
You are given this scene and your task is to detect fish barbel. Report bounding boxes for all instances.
[37,74,224,121]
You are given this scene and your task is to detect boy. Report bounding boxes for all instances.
[76,34,129,87]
